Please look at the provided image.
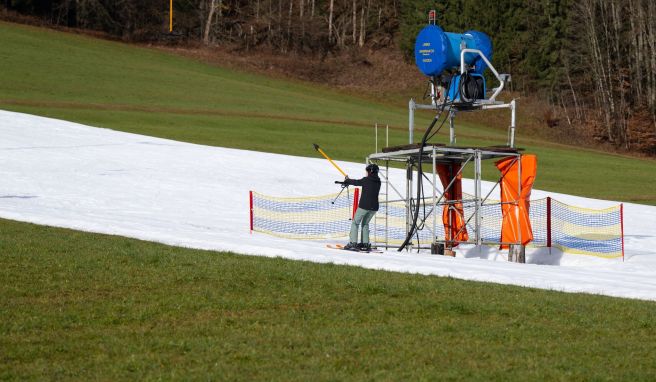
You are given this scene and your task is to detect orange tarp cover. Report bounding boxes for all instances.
[436,163,469,246]
[495,155,537,249]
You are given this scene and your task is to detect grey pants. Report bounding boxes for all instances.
[350,207,376,243]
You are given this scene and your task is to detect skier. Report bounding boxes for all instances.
[336,163,381,251]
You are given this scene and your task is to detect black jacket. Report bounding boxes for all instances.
[345,174,381,211]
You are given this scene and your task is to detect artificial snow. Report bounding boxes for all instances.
[1,110,655,301]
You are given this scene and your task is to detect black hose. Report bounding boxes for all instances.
[397,116,439,251]
[459,71,483,103]
[397,78,453,252]
[397,116,435,252]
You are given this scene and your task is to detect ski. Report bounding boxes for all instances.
[326,244,383,253]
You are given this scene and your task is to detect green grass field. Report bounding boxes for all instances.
[2,21,656,380]
[0,21,654,204]
[2,218,655,380]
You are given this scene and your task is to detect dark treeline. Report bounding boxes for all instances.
[3,0,655,154]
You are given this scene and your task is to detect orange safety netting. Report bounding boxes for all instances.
[495,155,537,249]
[436,163,469,246]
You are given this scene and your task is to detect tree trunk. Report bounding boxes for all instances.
[299,0,305,40]
[378,7,382,29]
[328,0,334,42]
[287,0,293,43]
[358,5,365,47]
[352,0,356,44]
[203,0,217,45]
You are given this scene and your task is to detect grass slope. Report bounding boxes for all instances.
[0,21,654,203]
[2,22,656,380]
[2,218,656,380]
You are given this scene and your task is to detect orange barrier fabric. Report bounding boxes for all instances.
[495,155,537,249]
[436,163,469,246]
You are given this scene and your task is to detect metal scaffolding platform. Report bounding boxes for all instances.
[367,144,523,252]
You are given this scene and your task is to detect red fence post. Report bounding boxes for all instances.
[620,203,625,262]
[546,196,552,249]
[249,191,254,234]
[353,188,360,219]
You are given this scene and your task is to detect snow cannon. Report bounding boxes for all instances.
[414,25,492,77]
[414,12,493,103]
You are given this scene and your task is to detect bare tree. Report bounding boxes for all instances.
[203,0,217,45]
[328,0,334,42]
[352,0,356,44]
[570,0,656,151]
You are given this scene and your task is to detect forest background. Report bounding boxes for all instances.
[2,0,655,155]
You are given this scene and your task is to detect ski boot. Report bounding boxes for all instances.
[343,242,359,251]
[358,243,372,252]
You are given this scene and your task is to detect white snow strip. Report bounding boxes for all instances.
[1,110,655,301]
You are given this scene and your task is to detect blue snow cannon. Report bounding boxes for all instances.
[415,24,493,102]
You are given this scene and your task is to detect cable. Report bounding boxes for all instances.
[426,74,462,142]
[426,107,452,142]
[459,71,483,104]
[397,76,453,252]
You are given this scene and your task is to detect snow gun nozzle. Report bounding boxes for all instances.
[313,143,320,151]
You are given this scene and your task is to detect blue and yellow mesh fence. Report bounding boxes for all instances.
[250,191,624,259]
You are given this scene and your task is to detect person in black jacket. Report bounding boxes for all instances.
[337,163,381,251]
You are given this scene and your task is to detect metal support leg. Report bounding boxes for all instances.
[375,123,378,153]
[449,110,456,145]
[385,160,389,248]
[432,147,438,252]
[509,99,516,148]
[518,153,522,246]
[474,151,482,246]
[409,98,415,144]
[406,160,413,251]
